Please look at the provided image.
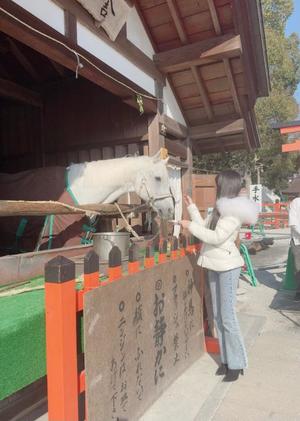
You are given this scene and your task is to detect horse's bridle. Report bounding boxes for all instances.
[138,175,174,209]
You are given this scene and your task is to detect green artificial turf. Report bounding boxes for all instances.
[0,250,167,401]
[0,277,46,400]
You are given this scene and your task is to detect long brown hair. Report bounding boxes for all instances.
[209,170,242,230]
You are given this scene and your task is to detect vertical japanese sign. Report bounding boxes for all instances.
[76,0,131,41]
[250,184,262,212]
[84,255,204,421]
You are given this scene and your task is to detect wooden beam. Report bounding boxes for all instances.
[6,37,41,81]
[165,138,187,160]
[189,118,244,140]
[223,58,241,115]
[232,0,270,98]
[166,0,188,44]
[194,134,244,149]
[154,34,241,73]
[206,0,241,115]
[207,0,221,34]
[64,10,77,44]
[194,142,245,155]
[166,1,213,123]
[148,113,165,155]
[0,200,149,217]
[161,114,188,139]
[0,77,42,107]
[191,65,213,121]
[239,95,260,149]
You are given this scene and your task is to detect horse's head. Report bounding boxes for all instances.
[134,152,174,219]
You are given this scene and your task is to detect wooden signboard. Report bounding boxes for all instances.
[84,255,205,421]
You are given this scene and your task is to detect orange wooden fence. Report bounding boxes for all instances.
[44,235,204,421]
[259,202,289,229]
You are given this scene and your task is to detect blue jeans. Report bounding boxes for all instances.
[208,268,248,370]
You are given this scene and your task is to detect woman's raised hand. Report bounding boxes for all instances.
[184,194,194,207]
[179,220,191,230]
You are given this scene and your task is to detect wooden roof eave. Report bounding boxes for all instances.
[232,0,270,102]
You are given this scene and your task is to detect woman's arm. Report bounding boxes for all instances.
[181,216,240,246]
[184,195,206,226]
[187,203,205,225]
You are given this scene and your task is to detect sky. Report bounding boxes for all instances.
[286,0,300,105]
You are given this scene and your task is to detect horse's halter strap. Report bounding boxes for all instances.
[139,175,174,208]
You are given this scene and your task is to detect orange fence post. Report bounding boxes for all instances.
[144,244,155,268]
[128,243,140,274]
[194,236,201,252]
[171,236,178,260]
[179,234,186,257]
[45,256,79,421]
[108,246,122,281]
[158,239,168,263]
[187,236,195,253]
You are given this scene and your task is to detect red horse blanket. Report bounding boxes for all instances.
[0,167,90,253]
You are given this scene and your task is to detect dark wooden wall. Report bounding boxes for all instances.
[44,78,148,166]
[0,99,42,172]
[0,77,148,173]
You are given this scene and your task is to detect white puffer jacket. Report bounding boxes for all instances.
[188,197,259,272]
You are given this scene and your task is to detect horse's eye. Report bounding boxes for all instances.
[155,176,161,182]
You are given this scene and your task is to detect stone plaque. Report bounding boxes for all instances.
[84,255,205,421]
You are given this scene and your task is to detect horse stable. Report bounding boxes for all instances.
[0,0,269,420]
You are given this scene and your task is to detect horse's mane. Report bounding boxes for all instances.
[68,154,151,169]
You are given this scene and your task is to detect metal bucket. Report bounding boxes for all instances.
[92,232,130,261]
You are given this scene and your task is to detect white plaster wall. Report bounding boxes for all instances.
[11,0,65,34]
[126,8,154,59]
[164,80,187,127]
[10,0,186,123]
[126,8,186,127]
[77,22,156,96]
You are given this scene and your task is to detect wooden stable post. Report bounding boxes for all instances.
[45,256,79,421]
[108,246,122,281]
[144,244,155,268]
[128,243,140,274]
[158,239,168,263]
[171,236,178,260]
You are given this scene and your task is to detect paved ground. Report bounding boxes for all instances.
[212,231,300,420]
[142,229,300,421]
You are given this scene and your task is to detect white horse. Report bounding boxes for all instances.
[0,152,174,252]
[67,152,174,218]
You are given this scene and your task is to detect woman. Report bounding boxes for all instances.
[180,170,258,382]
